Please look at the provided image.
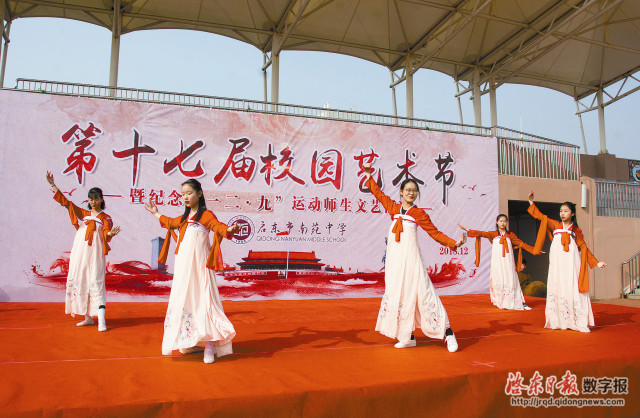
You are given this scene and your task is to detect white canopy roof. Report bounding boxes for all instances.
[4,0,640,100]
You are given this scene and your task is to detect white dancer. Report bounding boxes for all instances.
[363,163,466,352]
[46,171,121,332]
[459,214,540,310]
[527,191,606,332]
[145,179,240,363]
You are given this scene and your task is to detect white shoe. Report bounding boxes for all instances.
[180,346,204,354]
[97,308,107,331]
[394,339,417,349]
[76,316,94,327]
[445,334,458,352]
[523,304,532,310]
[203,342,215,363]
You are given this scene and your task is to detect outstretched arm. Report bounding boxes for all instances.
[527,190,544,221]
[459,224,495,240]
[509,233,539,255]
[575,229,606,269]
[413,209,461,249]
[199,211,239,239]
[47,170,85,225]
[363,163,399,216]
[145,199,183,230]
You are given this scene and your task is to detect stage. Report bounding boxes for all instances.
[1,295,639,417]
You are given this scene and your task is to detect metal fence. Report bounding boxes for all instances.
[595,179,640,218]
[622,250,640,298]
[498,137,581,180]
[12,78,581,181]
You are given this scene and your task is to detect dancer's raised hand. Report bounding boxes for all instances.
[144,198,159,216]
[455,232,467,247]
[363,163,373,179]
[108,226,121,237]
[46,171,58,192]
[528,190,535,205]
[227,222,241,235]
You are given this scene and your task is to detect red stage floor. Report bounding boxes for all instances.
[1,295,639,417]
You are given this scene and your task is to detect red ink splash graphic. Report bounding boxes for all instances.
[426,258,466,288]
[30,255,173,296]
[29,255,467,299]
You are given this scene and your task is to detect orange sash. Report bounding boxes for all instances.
[392,217,404,242]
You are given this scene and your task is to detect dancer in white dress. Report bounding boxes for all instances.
[144,179,241,363]
[46,171,121,331]
[527,191,606,332]
[458,215,539,310]
[363,163,466,352]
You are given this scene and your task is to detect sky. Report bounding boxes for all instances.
[3,17,639,160]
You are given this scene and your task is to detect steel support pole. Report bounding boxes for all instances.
[0,0,5,59]
[109,0,121,93]
[489,78,497,131]
[405,60,414,124]
[0,20,10,88]
[597,88,608,154]
[454,78,464,125]
[390,71,398,119]
[473,67,482,129]
[263,53,268,102]
[575,99,589,154]
[270,33,281,110]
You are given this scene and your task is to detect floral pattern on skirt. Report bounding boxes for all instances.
[375,216,450,344]
[161,223,236,355]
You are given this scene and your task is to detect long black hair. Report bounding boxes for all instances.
[180,179,207,223]
[560,201,578,228]
[87,187,105,210]
[495,213,508,231]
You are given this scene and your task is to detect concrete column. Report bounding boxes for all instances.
[489,78,497,127]
[454,78,464,125]
[473,67,482,127]
[575,99,589,154]
[109,0,121,92]
[270,33,281,108]
[405,59,414,122]
[0,20,10,88]
[263,52,268,102]
[0,1,5,60]
[597,88,608,154]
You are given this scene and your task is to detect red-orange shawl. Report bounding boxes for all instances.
[467,230,538,272]
[527,203,598,293]
[53,190,114,255]
[366,177,457,249]
[157,210,231,271]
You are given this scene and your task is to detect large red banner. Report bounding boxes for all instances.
[0,90,498,301]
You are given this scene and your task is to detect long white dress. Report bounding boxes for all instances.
[53,190,111,317]
[367,178,458,345]
[162,218,236,356]
[376,212,452,344]
[488,235,526,310]
[527,203,599,333]
[65,214,107,316]
[545,227,594,332]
